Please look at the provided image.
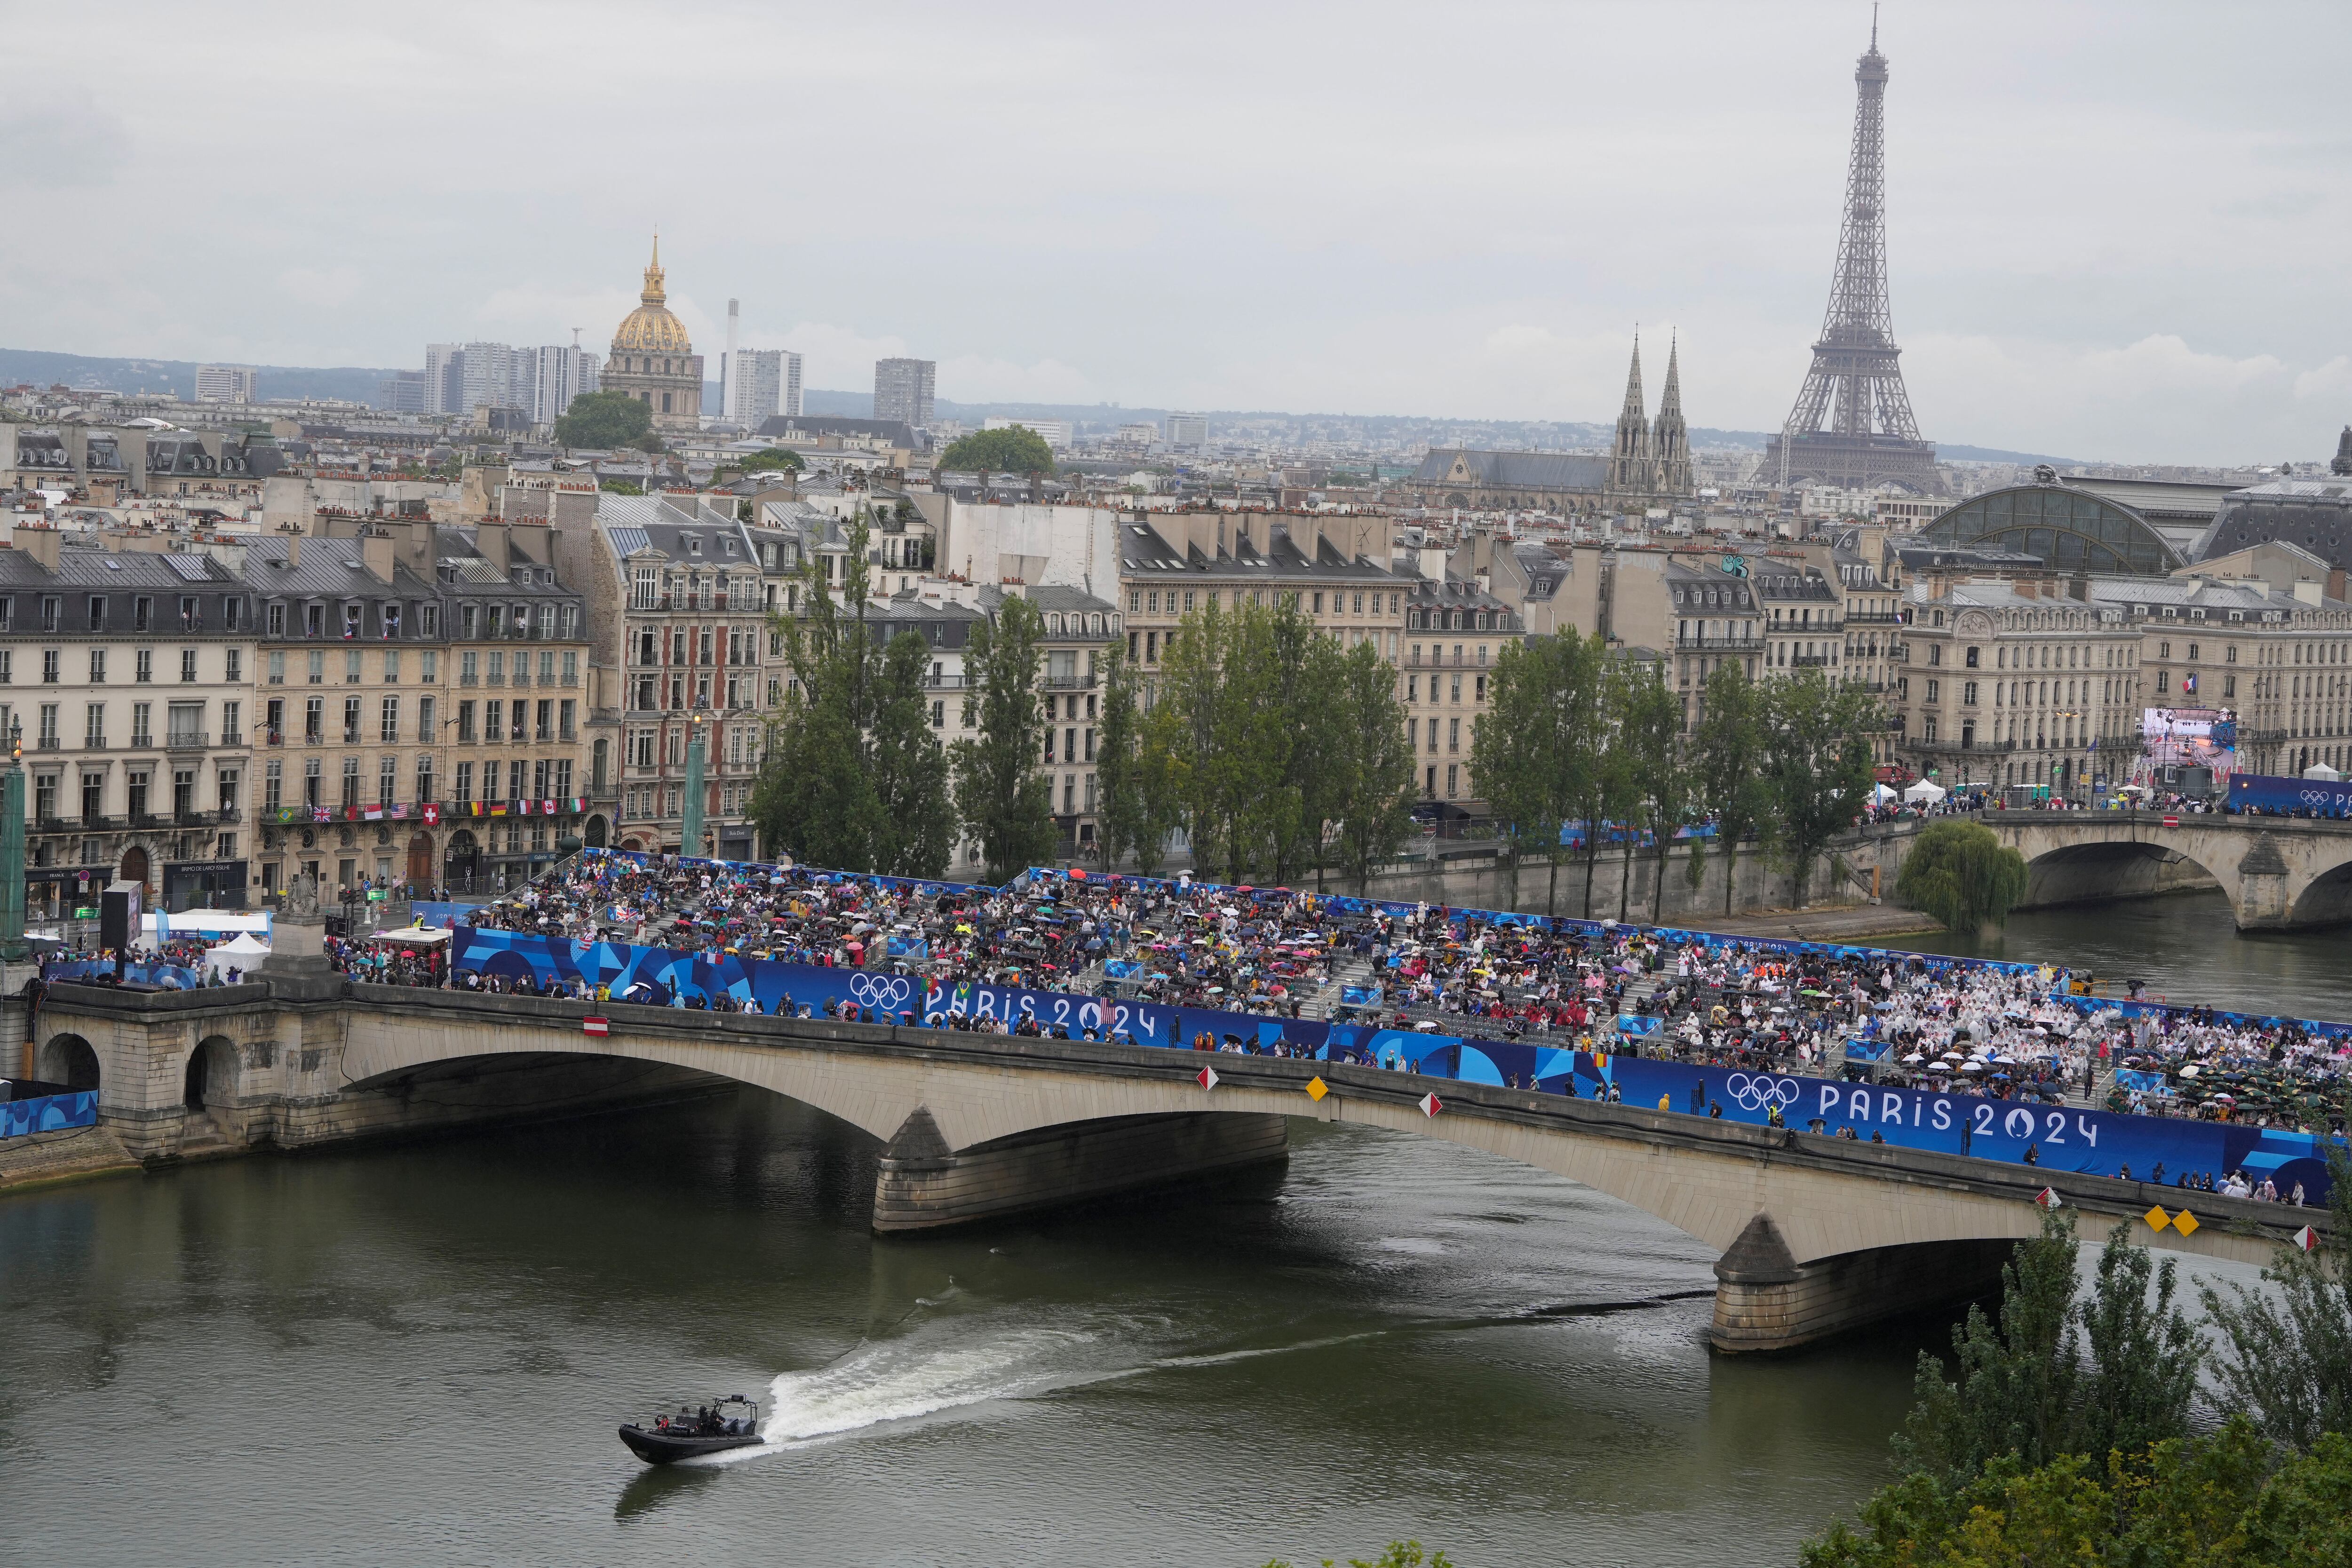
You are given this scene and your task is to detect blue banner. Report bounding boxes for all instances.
[448,924,2334,1198]
[2,1090,97,1139]
[44,960,206,989]
[2230,772,2352,816]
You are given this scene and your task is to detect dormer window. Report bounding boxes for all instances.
[686,535,703,557]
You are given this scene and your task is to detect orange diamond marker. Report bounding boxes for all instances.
[2144,1206,2172,1232]
[2172,1209,2200,1237]
[1305,1076,1329,1102]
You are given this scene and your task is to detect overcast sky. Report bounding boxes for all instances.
[3,0,2347,463]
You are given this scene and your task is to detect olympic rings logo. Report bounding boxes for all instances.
[1724,1073,1803,1113]
[849,974,914,1010]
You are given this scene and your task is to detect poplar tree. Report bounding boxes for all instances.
[1327,638,1417,893]
[1690,661,1771,914]
[952,594,1058,883]
[1761,669,1881,906]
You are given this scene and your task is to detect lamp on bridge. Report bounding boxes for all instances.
[680,704,714,860]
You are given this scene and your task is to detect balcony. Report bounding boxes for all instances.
[1039,674,1097,691]
[265,729,285,746]
[81,736,108,751]
[1907,738,2017,756]
[1790,654,1834,668]
[165,732,209,750]
[1845,610,1904,625]
[1674,635,1764,652]
[33,737,59,751]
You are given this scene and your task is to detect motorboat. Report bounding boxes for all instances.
[619,1395,763,1464]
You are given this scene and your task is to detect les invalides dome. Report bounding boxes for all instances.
[605,237,703,431]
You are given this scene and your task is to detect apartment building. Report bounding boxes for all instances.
[1116,511,1406,683]
[1401,573,1523,807]
[0,530,255,919]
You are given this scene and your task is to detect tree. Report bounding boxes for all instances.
[555,390,661,451]
[598,479,645,496]
[1095,646,1181,876]
[953,594,1058,882]
[866,631,954,877]
[938,426,1055,476]
[1156,596,1289,883]
[752,512,890,870]
[1689,661,1771,914]
[741,447,804,473]
[2203,1146,2352,1453]
[1758,668,1878,907]
[1468,637,1554,912]
[1898,1210,2204,1491]
[1897,818,2030,933]
[1327,639,1418,893]
[1610,655,1690,923]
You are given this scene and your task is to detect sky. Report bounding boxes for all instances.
[2,0,2348,464]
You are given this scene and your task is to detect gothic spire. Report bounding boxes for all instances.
[1609,330,1654,501]
[1618,330,1647,422]
[1652,332,1692,498]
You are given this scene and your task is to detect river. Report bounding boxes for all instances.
[0,891,2325,1567]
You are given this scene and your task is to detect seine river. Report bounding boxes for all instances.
[0,890,2320,1567]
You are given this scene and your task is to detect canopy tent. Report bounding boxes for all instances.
[202,932,271,979]
[2306,764,2344,781]
[1902,780,1947,804]
[1869,783,1899,804]
[151,909,270,939]
[367,925,451,947]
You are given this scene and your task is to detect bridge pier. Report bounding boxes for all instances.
[872,1108,1290,1232]
[1708,1214,2012,1353]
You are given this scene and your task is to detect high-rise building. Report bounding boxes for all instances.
[456,342,536,418]
[874,358,936,427]
[379,370,429,414]
[425,344,462,414]
[194,365,256,403]
[983,416,1071,451]
[531,345,600,426]
[1164,413,1208,451]
[1761,18,1938,493]
[727,349,798,427]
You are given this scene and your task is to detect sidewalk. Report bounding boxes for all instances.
[1686,901,1943,944]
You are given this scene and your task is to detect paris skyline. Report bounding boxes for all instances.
[0,1,2346,465]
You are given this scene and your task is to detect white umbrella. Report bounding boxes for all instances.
[1903,780,1947,804]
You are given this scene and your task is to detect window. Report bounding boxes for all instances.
[416,754,436,804]
[342,697,360,742]
[0,650,10,685]
[1965,646,1980,668]
[179,649,197,683]
[421,651,437,683]
[559,699,576,740]
[380,696,399,742]
[265,759,282,811]
[455,762,474,805]
[224,650,240,683]
[384,651,400,684]
[535,700,552,742]
[304,697,324,743]
[39,597,58,633]
[167,702,204,748]
[132,702,151,746]
[222,701,239,744]
[419,604,438,637]
[341,756,360,808]
[303,757,321,808]
[304,603,323,638]
[86,596,104,632]
[379,755,397,805]
[223,598,243,632]
[87,649,105,683]
[344,650,360,683]
[216,766,239,812]
[83,702,103,748]
[41,650,57,684]
[458,701,477,743]
[135,649,151,684]
[487,651,504,686]
[267,602,285,636]
[461,652,478,686]
[562,651,578,686]
[308,651,323,684]
[134,597,153,632]
[485,700,502,741]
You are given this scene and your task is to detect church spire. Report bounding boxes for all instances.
[1609,330,1654,502]
[642,233,667,305]
[1652,333,1692,498]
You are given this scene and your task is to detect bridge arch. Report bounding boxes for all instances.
[36,1031,100,1092]
[183,1034,239,1112]
[2015,837,2221,910]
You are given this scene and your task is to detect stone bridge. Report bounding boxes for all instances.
[1965,809,2352,931]
[26,981,2324,1354]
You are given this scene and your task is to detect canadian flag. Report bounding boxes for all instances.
[2296,1225,2320,1253]
[1419,1091,1442,1118]
[1197,1064,1218,1091]
[2035,1186,2063,1210]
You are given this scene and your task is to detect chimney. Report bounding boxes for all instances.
[477,517,511,573]
[2294,579,2323,607]
[2067,573,2089,602]
[16,525,59,571]
[360,525,396,584]
[2330,567,2347,604]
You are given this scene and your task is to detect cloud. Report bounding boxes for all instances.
[2295,357,2352,402]
[0,88,132,191]
[936,355,1097,405]
[278,267,365,310]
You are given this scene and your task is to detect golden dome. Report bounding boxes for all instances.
[611,235,692,355]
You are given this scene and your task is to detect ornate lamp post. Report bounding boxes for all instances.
[680,706,712,860]
[0,719,26,963]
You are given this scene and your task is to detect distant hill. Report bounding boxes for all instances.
[0,348,397,406]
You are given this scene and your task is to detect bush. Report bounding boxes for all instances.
[1895,818,2028,931]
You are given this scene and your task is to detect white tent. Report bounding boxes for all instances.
[1870,783,1899,804]
[2305,764,2343,781]
[1903,780,1947,804]
[203,932,271,980]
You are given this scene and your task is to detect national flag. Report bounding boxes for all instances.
[389,803,408,820]
[422,803,440,824]
[1197,1064,1218,1091]
[582,1017,610,1037]
[489,802,508,816]
[364,806,383,821]
[2034,1186,2062,1210]
[1418,1091,1442,1117]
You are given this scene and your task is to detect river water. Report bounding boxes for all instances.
[0,891,2328,1568]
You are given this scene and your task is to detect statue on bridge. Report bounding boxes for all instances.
[285,870,320,919]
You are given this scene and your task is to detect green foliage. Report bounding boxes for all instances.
[1897,818,2030,932]
[939,426,1056,476]
[741,447,804,473]
[1690,661,1772,914]
[2202,1145,2352,1453]
[1610,653,1686,922]
[1325,639,1419,893]
[1758,668,1881,906]
[1094,646,1181,876]
[598,480,645,495]
[555,390,661,451]
[751,512,951,876]
[1898,1211,2204,1490]
[952,595,1058,882]
[1264,1542,1454,1568]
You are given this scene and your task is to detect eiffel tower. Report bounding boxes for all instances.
[1763,14,1939,495]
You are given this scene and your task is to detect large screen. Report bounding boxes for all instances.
[2142,706,2238,779]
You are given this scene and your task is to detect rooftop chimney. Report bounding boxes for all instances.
[16,525,59,571]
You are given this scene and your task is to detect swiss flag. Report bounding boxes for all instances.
[422,803,441,825]
[1418,1091,1442,1118]
[1197,1064,1218,1091]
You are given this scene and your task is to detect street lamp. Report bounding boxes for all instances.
[680,704,713,860]
[0,719,24,963]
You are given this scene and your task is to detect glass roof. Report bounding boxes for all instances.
[1919,485,2181,576]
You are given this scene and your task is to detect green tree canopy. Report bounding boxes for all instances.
[2203,1146,2352,1452]
[939,426,1056,476]
[1690,661,1772,913]
[1897,818,2030,933]
[1325,639,1419,893]
[952,595,1058,881]
[1094,646,1182,876]
[741,447,804,473]
[1758,668,1880,907]
[555,390,662,452]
